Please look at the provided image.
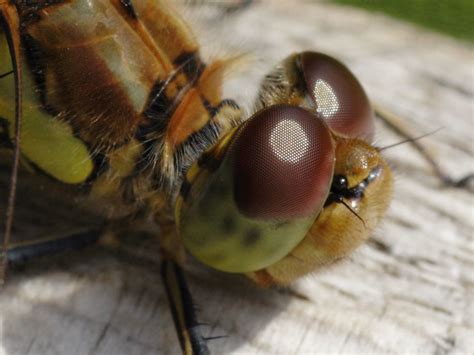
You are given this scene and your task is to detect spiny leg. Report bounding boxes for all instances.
[0,3,23,283]
[157,221,210,355]
[373,103,474,189]
[161,259,210,355]
[4,230,102,266]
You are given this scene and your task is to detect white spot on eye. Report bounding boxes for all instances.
[270,119,309,163]
[349,198,360,211]
[313,79,339,118]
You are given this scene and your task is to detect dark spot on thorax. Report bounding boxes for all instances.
[221,214,237,234]
[243,227,262,247]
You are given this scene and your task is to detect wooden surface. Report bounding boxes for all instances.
[1,2,473,354]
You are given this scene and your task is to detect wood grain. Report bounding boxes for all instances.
[1,2,473,354]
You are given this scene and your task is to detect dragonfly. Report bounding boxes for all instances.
[1,1,472,354]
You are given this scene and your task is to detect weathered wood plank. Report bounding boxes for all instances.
[1,2,473,354]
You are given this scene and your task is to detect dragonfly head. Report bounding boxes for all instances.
[176,52,392,280]
[176,105,335,272]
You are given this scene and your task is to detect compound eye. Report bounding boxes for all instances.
[300,51,374,141]
[233,105,335,220]
[178,105,335,273]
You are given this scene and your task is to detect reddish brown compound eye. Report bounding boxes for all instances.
[232,105,335,220]
[300,51,374,141]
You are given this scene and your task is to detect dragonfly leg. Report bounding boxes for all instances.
[373,103,474,190]
[157,220,210,355]
[2,229,102,276]
[161,258,210,355]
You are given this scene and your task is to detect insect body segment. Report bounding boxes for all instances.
[1,0,241,206]
[178,52,393,280]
